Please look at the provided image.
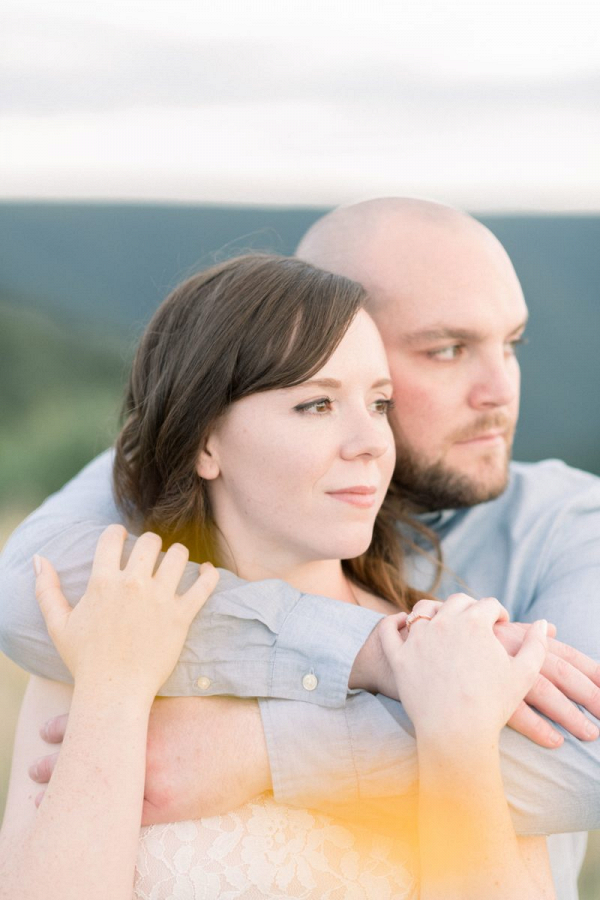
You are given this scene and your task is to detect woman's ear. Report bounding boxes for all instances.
[196,437,220,480]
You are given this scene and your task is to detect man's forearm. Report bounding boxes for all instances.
[142,696,271,823]
[261,690,600,836]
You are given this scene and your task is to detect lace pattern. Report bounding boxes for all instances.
[134,795,416,899]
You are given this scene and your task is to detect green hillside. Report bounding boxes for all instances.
[0,299,127,505]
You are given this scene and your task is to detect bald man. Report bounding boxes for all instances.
[2,199,600,899]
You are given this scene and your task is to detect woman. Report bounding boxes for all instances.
[0,255,554,899]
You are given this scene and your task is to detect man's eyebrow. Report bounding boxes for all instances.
[401,327,480,346]
[401,319,529,346]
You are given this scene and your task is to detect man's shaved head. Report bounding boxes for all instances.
[296,197,516,311]
[296,198,527,510]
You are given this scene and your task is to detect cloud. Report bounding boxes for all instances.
[1,3,599,115]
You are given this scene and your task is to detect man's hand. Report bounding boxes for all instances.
[29,695,272,824]
[350,609,600,749]
[495,620,600,746]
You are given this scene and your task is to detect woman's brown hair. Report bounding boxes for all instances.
[114,253,433,611]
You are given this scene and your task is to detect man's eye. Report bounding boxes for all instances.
[371,398,396,416]
[506,336,529,355]
[428,345,464,360]
[294,397,334,414]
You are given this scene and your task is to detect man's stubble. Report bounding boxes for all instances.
[391,413,515,512]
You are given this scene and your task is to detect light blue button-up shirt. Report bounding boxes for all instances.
[2,450,599,899]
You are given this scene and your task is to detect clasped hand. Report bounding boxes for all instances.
[380,595,549,744]
[353,594,600,748]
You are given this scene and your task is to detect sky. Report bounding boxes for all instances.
[1,0,599,210]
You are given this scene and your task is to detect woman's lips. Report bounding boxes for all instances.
[326,486,377,508]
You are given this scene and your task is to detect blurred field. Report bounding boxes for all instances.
[1,509,33,823]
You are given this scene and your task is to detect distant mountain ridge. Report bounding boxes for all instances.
[1,202,599,476]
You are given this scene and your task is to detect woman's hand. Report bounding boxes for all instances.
[34,524,219,700]
[380,592,548,747]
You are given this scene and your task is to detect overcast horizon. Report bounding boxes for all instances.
[2,0,599,211]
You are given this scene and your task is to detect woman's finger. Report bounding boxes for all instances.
[407,598,442,618]
[180,563,220,619]
[469,597,510,628]
[155,543,190,592]
[378,613,409,663]
[125,531,163,576]
[90,524,128,578]
[435,592,478,617]
[34,555,71,639]
[405,599,442,634]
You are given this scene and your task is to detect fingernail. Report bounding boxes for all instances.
[33,554,42,576]
[585,722,599,739]
[538,619,548,636]
[550,732,563,745]
[28,760,40,779]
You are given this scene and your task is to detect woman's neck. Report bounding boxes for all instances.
[217,542,357,605]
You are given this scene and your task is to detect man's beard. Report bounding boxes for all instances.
[392,418,514,512]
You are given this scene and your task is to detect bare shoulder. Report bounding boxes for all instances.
[0,677,72,844]
[352,585,398,615]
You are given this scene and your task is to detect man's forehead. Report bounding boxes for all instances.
[398,319,529,346]
[369,280,528,339]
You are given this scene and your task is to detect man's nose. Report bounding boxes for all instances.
[469,351,520,410]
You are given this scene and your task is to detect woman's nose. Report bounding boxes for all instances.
[339,413,393,461]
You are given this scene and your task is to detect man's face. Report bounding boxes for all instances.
[367,224,528,510]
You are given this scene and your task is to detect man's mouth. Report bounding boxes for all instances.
[455,430,507,445]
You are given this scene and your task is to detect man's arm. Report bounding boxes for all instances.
[30,668,600,837]
[0,451,381,706]
[11,455,600,836]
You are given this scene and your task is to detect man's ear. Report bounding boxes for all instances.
[196,437,220,480]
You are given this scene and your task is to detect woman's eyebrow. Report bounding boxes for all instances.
[293,378,342,389]
[288,377,392,390]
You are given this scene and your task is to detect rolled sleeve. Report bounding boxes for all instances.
[161,575,382,706]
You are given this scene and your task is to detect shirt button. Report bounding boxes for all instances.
[302,673,318,691]
[196,675,212,690]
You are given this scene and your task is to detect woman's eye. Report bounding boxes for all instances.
[294,397,334,414]
[371,398,395,416]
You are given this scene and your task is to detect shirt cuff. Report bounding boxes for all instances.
[161,573,383,706]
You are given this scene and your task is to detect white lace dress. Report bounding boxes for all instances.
[134,794,416,900]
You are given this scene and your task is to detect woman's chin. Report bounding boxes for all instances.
[328,534,374,562]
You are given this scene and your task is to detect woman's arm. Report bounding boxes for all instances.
[381,595,556,899]
[415,736,554,898]
[0,527,217,900]
[0,675,150,900]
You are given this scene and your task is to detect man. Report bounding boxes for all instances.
[2,199,600,898]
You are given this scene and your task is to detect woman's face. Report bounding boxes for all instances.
[198,309,396,571]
